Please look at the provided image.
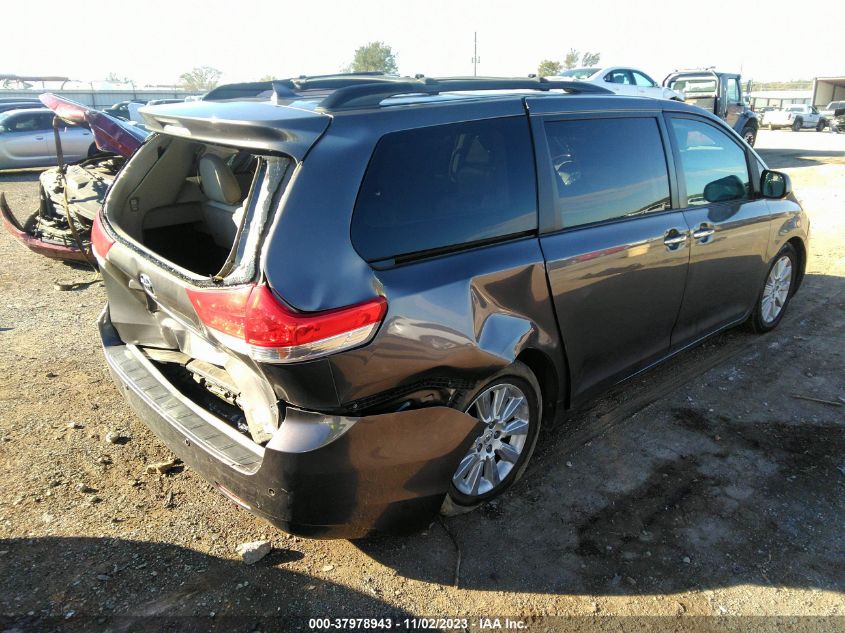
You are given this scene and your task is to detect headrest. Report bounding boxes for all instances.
[199,154,242,205]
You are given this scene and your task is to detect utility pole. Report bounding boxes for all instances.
[472,32,480,77]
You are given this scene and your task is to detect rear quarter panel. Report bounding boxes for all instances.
[260,101,566,412]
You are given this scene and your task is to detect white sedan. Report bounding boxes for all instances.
[556,67,684,101]
[0,108,95,170]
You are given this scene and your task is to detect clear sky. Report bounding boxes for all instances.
[4,0,840,86]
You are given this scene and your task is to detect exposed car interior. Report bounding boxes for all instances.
[105,136,286,276]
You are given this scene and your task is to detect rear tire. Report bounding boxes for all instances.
[750,244,797,333]
[791,118,802,132]
[446,361,542,508]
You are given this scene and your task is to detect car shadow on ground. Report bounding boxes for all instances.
[0,169,43,183]
[756,147,845,169]
[0,536,412,630]
[357,272,845,597]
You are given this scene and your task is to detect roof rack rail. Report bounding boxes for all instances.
[204,73,401,101]
[318,76,612,110]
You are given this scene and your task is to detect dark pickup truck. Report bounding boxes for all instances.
[664,70,759,146]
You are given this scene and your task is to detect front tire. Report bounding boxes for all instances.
[447,362,542,507]
[816,120,825,132]
[741,125,757,146]
[750,244,797,333]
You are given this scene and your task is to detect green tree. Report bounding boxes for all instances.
[538,59,563,77]
[347,41,398,74]
[581,51,601,67]
[563,49,580,69]
[179,66,222,91]
[259,74,279,82]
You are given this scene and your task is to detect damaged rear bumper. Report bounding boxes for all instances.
[0,193,89,262]
[98,307,478,538]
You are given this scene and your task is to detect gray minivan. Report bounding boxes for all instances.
[93,75,808,537]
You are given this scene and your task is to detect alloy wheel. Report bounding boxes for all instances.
[761,255,793,324]
[452,383,530,498]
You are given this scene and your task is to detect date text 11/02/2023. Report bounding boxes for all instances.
[307,618,528,629]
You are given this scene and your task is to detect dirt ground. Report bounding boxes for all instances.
[0,129,843,632]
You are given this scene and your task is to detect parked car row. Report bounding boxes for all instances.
[556,66,685,101]
[0,97,187,172]
[762,104,827,131]
[0,95,147,261]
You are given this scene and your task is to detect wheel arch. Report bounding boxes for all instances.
[515,347,567,425]
[787,236,807,291]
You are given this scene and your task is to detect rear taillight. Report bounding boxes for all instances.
[186,284,387,363]
[91,211,115,261]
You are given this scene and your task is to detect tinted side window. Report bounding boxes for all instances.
[7,113,50,132]
[352,117,537,262]
[606,70,632,85]
[669,118,750,206]
[544,117,671,228]
[632,71,655,87]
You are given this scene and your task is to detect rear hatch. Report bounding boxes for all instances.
[96,101,332,445]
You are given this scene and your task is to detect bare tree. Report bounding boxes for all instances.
[105,72,132,84]
[563,49,580,70]
[179,66,222,92]
[537,60,563,77]
[581,51,601,67]
[346,41,399,74]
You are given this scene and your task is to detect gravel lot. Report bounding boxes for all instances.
[1,129,843,631]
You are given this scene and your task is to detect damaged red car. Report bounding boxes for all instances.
[0,94,148,262]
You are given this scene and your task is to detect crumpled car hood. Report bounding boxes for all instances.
[39,93,148,158]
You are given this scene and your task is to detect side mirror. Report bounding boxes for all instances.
[761,169,791,199]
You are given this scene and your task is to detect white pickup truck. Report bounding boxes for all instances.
[763,104,826,131]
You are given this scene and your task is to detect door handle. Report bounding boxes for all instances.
[35,136,44,140]
[663,231,689,247]
[692,225,715,240]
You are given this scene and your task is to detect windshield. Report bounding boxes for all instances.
[668,77,717,95]
[560,67,599,79]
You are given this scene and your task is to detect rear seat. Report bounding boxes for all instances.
[199,154,244,247]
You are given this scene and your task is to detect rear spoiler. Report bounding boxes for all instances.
[139,100,330,160]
